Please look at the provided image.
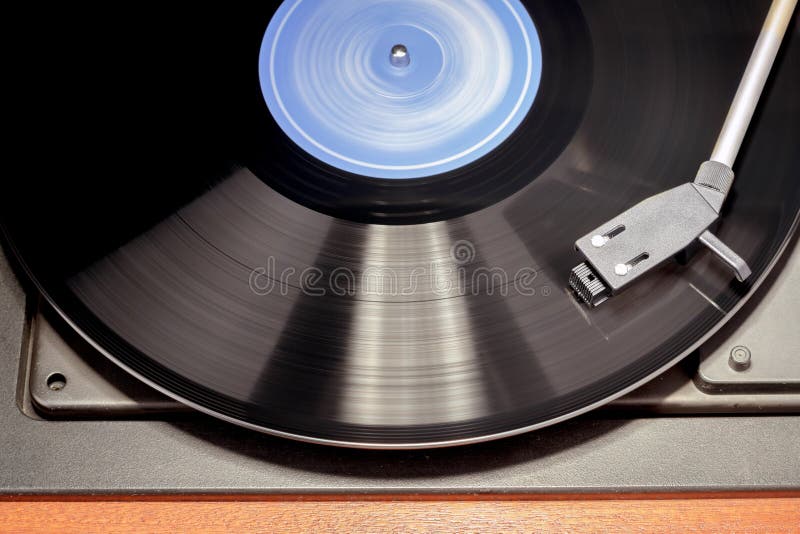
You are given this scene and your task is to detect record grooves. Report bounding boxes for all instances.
[2,0,799,447]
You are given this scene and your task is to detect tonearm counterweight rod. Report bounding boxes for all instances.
[570,0,798,307]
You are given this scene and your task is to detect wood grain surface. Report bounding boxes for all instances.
[2,494,799,533]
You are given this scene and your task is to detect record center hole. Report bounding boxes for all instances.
[46,372,66,391]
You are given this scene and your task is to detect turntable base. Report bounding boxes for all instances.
[2,241,800,495]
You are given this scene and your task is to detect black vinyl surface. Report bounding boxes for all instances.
[3,1,799,447]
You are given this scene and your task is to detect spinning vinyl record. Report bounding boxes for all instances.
[3,0,799,447]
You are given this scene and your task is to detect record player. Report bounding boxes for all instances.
[2,0,799,494]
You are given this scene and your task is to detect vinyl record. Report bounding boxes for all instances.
[3,0,799,447]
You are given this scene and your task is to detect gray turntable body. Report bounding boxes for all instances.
[1,240,798,494]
